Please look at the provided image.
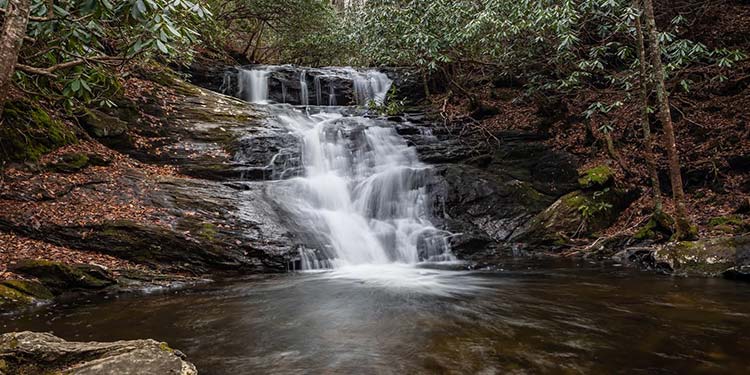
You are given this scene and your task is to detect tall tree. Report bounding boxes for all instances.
[634,6,662,213]
[0,0,32,117]
[641,0,695,239]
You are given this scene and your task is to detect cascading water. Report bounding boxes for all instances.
[236,69,269,103]
[299,70,309,106]
[271,111,453,270]
[232,65,452,271]
[314,76,323,106]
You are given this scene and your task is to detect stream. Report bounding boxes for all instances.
[3,260,749,374]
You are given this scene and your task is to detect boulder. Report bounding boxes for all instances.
[509,188,634,247]
[0,331,197,375]
[82,109,129,138]
[654,234,750,279]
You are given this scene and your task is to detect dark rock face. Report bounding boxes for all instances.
[0,331,197,375]
[401,124,581,258]
[11,260,115,294]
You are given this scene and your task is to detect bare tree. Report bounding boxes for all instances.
[634,6,662,213]
[641,0,696,239]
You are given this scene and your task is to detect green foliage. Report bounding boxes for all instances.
[578,188,614,219]
[578,165,614,189]
[329,0,745,97]
[202,0,345,66]
[10,0,212,110]
[366,87,406,116]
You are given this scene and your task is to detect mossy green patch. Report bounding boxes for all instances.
[48,153,90,173]
[634,211,675,240]
[159,342,175,353]
[708,215,743,228]
[0,285,33,308]
[0,100,76,162]
[578,165,614,189]
[1,280,53,300]
[11,260,115,294]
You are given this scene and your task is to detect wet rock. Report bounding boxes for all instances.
[653,234,750,278]
[0,331,197,375]
[0,280,54,310]
[11,260,116,295]
[430,164,556,257]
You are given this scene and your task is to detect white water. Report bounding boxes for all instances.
[300,70,309,106]
[232,66,392,106]
[232,66,452,272]
[236,69,269,103]
[270,110,453,270]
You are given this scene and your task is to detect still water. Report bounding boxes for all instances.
[3,260,749,374]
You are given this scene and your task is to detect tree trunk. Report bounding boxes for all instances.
[641,0,695,239]
[0,0,32,119]
[635,8,662,213]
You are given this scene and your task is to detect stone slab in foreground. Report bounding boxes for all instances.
[0,331,197,375]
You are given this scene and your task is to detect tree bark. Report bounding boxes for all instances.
[641,0,695,239]
[0,0,32,118]
[635,8,662,213]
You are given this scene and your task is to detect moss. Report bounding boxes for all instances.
[48,153,90,173]
[12,260,115,294]
[0,100,76,162]
[578,165,614,189]
[634,211,675,240]
[1,280,53,300]
[197,222,218,241]
[708,215,743,228]
[159,342,175,353]
[0,285,33,308]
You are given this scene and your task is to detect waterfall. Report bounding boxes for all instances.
[328,83,336,106]
[353,70,392,106]
[269,110,453,270]
[237,68,269,103]
[230,65,452,271]
[230,66,391,107]
[314,76,323,106]
[300,70,309,106]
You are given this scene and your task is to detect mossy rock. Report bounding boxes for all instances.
[634,211,675,241]
[0,285,34,309]
[1,280,53,300]
[655,234,750,278]
[10,260,115,295]
[0,99,76,162]
[47,152,90,173]
[511,188,633,246]
[578,165,614,189]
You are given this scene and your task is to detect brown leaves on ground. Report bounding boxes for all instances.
[0,141,179,228]
[0,141,186,279]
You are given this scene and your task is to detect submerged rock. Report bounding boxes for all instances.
[0,331,197,374]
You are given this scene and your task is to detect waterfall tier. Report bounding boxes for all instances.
[223,65,393,106]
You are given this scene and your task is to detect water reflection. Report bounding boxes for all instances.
[2,260,749,374]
